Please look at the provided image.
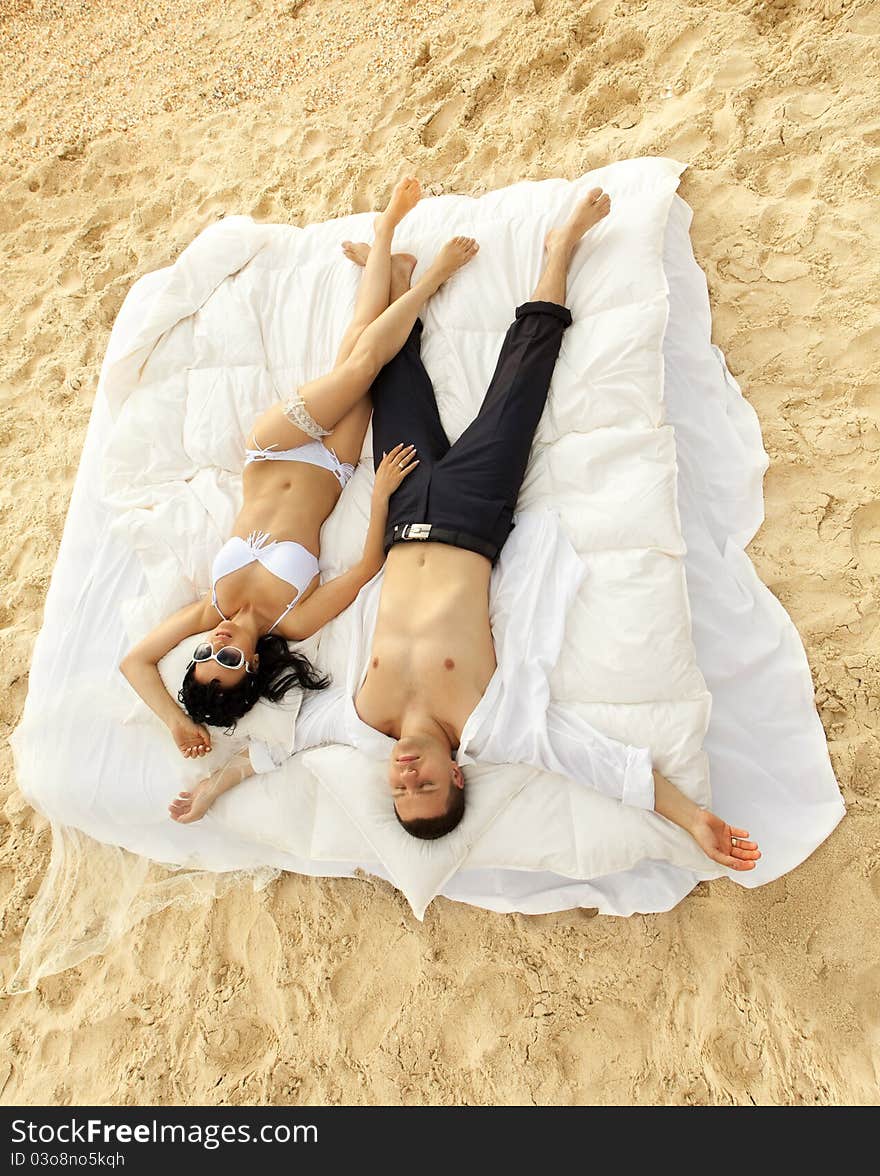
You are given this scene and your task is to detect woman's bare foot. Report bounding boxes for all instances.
[168,776,219,824]
[374,175,421,236]
[341,241,417,300]
[418,235,479,294]
[544,187,611,255]
[341,240,372,266]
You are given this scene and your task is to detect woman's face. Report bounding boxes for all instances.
[191,621,258,688]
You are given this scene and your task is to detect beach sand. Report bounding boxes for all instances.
[1,0,878,1105]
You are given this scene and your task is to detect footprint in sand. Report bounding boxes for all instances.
[365,103,415,153]
[196,188,239,220]
[420,94,468,148]
[654,25,702,74]
[703,1025,766,1091]
[93,248,139,294]
[757,199,816,248]
[436,964,533,1069]
[7,297,47,347]
[300,128,329,159]
[864,160,880,193]
[329,933,422,1060]
[572,1,615,48]
[198,1014,273,1076]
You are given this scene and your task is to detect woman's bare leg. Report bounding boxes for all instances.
[246,176,420,450]
[249,235,479,450]
[342,235,478,376]
[325,252,417,466]
[333,248,417,367]
[331,178,417,367]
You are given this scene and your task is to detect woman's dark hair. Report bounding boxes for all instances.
[177,632,330,733]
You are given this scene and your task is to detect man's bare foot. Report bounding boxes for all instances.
[374,176,421,236]
[168,777,218,824]
[544,187,611,255]
[341,241,417,299]
[418,235,479,293]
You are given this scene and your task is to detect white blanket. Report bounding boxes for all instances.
[9,157,845,931]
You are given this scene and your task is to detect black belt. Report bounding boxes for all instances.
[386,521,498,563]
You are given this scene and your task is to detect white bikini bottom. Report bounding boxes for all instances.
[244,436,355,489]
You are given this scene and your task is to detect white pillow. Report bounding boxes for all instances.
[122,628,303,782]
[302,744,539,919]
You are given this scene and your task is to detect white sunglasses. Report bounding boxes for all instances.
[187,640,255,674]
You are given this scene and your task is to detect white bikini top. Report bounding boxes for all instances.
[211,529,320,633]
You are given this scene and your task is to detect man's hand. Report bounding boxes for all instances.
[372,443,419,507]
[169,713,212,759]
[652,768,761,871]
[688,809,761,871]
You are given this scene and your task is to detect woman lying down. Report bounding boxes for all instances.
[120,179,760,875]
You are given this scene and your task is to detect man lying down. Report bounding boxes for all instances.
[170,192,761,874]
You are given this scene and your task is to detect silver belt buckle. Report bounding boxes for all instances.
[401,522,432,540]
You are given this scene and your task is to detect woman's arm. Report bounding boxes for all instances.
[280,561,380,643]
[169,745,256,824]
[119,597,216,757]
[278,444,419,641]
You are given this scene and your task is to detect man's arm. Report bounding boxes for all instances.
[530,702,656,809]
[539,706,758,868]
[532,704,715,834]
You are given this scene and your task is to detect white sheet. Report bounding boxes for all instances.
[104,156,720,914]
[8,165,845,946]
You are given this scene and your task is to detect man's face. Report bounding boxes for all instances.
[387,736,463,822]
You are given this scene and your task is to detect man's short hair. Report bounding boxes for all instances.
[394,780,465,840]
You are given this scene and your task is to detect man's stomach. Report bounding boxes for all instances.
[375,540,495,648]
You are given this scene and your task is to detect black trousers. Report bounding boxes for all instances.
[370,300,573,562]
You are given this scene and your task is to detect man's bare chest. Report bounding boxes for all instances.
[355,648,487,739]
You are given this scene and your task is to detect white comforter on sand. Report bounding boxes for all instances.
[9,157,845,925]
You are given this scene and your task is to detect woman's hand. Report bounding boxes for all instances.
[169,713,212,759]
[169,774,218,823]
[372,444,419,507]
[169,748,252,824]
[355,444,420,582]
